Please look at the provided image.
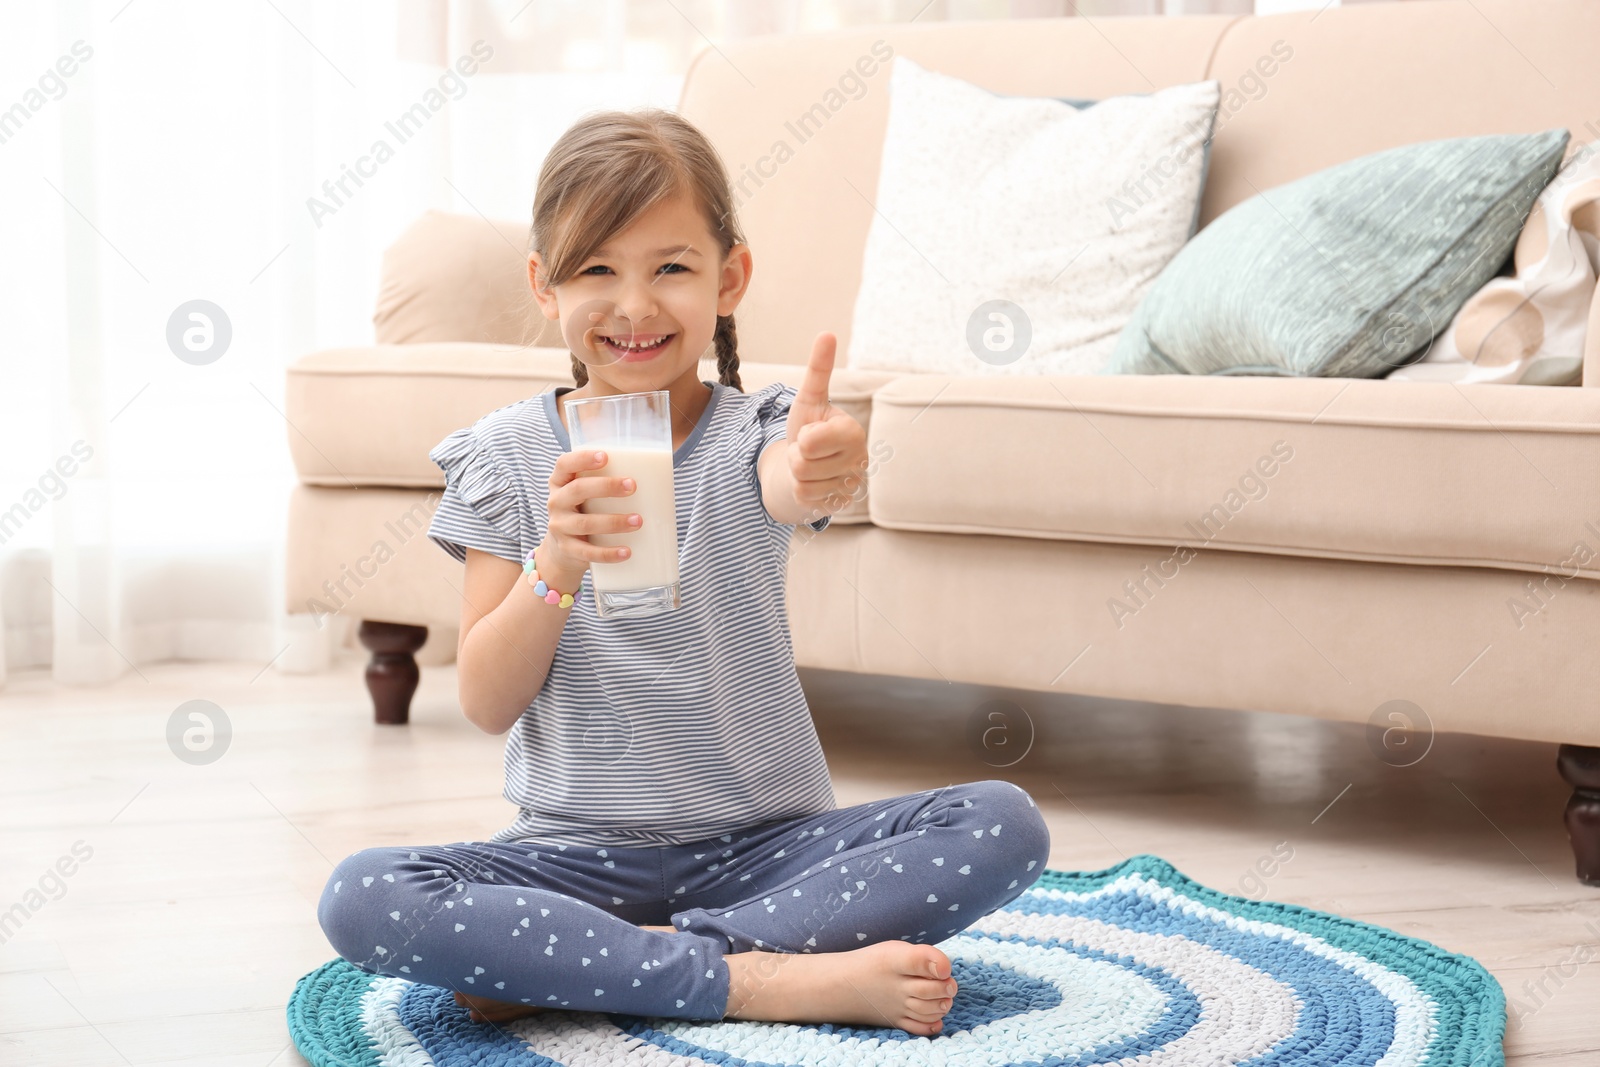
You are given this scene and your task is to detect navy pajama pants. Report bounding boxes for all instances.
[316,778,1050,1021]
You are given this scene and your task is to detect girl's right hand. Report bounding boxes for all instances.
[540,448,641,582]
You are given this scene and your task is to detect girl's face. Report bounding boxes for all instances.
[529,192,752,394]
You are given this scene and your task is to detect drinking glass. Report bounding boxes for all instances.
[564,390,681,618]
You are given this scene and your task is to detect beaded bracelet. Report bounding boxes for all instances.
[522,549,580,609]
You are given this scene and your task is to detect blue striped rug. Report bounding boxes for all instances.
[288,854,1505,1066]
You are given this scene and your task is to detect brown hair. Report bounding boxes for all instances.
[529,108,744,392]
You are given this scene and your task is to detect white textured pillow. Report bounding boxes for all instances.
[846,57,1219,377]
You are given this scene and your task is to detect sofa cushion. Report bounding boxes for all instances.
[283,344,897,523]
[1197,0,1600,229]
[1107,130,1570,379]
[866,372,1600,579]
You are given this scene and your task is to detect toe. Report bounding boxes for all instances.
[907,976,956,1001]
[891,941,949,980]
[885,940,949,982]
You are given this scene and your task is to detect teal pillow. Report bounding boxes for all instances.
[1105,129,1570,378]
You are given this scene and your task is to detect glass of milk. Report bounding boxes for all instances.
[564,390,681,619]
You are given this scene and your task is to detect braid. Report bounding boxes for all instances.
[714,314,743,392]
[569,351,589,388]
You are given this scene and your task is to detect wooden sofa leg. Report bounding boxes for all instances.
[1557,744,1600,886]
[358,620,428,726]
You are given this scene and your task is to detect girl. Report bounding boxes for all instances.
[316,108,1050,1037]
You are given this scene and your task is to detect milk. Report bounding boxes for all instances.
[578,446,679,594]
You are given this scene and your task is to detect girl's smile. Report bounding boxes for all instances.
[597,331,675,363]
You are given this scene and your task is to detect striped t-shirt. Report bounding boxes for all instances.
[426,378,837,848]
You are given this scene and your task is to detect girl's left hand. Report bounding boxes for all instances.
[785,332,869,516]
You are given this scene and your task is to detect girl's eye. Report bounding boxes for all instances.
[579,263,687,277]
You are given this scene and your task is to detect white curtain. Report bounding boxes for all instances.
[0,0,1312,690]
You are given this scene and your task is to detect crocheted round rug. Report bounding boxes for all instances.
[288,854,1505,1066]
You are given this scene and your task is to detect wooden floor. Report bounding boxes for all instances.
[1,654,1596,1064]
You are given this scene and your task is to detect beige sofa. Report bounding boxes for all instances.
[283,0,1600,883]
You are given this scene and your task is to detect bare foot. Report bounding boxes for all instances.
[724,940,958,1036]
[455,924,680,1023]
[455,988,547,1023]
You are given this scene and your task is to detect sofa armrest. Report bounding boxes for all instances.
[284,342,575,486]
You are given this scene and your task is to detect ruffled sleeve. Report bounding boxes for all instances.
[425,425,530,564]
[745,381,831,534]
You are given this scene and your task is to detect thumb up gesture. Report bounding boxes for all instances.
[780,332,869,522]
